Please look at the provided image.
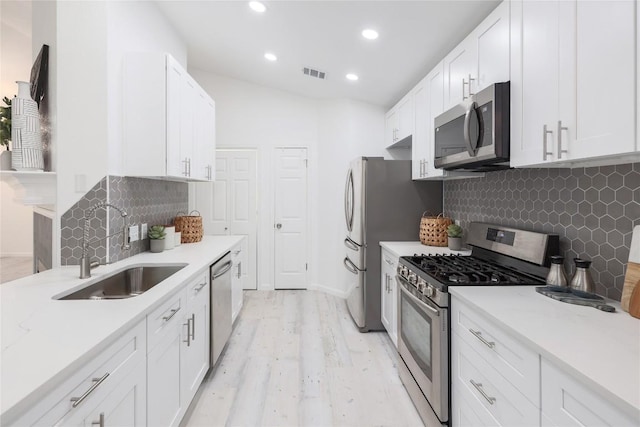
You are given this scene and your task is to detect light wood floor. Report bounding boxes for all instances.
[0,256,33,284]
[184,290,424,427]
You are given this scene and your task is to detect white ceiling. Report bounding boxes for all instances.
[156,0,501,108]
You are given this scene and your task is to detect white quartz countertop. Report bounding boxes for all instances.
[449,286,640,418]
[0,235,242,422]
[379,241,471,258]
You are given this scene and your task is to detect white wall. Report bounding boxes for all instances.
[189,69,386,295]
[0,0,35,257]
[30,0,187,266]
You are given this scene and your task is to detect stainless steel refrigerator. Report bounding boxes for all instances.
[343,157,443,332]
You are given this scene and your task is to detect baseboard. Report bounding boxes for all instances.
[308,283,348,299]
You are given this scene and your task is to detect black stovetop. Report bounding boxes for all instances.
[403,254,546,287]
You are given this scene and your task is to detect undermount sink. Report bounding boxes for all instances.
[57,264,187,300]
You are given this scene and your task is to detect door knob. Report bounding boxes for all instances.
[276,223,282,229]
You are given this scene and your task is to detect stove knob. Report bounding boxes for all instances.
[408,272,417,285]
[427,286,436,298]
[417,278,427,294]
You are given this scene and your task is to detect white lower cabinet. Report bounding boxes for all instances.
[451,294,637,427]
[13,320,147,427]
[80,361,147,427]
[541,359,638,427]
[147,269,210,427]
[231,237,247,323]
[380,248,398,347]
[182,271,211,404]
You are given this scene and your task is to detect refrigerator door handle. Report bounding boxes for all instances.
[344,169,354,232]
[343,257,360,275]
[344,237,360,251]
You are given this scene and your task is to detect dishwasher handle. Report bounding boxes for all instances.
[212,261,233,279]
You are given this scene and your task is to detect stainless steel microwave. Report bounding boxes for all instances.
[434,82,510,171]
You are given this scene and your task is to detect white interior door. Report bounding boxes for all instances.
[196,149,258,290]
[274,147,308,290]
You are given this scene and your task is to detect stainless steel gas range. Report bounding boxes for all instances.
[395,222,559,426]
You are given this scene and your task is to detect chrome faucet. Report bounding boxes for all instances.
[80,202,131,278]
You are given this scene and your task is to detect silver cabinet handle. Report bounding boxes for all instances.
[557,120,568,159]
[384,274,389,292]
[183,317,191,346]
[462,78,467,100]
[275,223,282,230]
[543,125,553,160]
[91,412,105,427]
[187,158,192,177]
[384,257,394,266]
[163,307,181,322]
[190,313,195,340]
[467,74,475,96]
[469,329,495,348]
[470,380,496,405]
[182,158,189,176]
[233,249,241,255]
[237,262,241,279]
[71,373,110,407]
[194,282,207,293]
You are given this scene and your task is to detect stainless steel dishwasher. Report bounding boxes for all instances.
[210,252,233,367]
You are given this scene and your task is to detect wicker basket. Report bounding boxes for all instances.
[174,211,203,243]
[419,213,453,247]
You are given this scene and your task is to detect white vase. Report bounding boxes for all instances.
[11,81,43,171]
[164,225,175,250]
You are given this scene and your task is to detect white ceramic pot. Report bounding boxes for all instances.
[448,236,462,251]
[150,239,164,253]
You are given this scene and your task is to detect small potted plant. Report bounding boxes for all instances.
[0,96,11,170]
[148,225,166,253]
[447,223,463,251]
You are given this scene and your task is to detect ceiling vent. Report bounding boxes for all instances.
[303,67,327,80]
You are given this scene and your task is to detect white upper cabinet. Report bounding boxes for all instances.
[444,2,510,110]
[444,40,476,110]
[413,61,448,180]
[412,78,429,179]
[123,53,215,181]
[385,93,414,147]
[511,0,636,167]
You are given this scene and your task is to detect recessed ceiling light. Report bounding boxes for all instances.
[249,1,266,13]
[264,52,277,62]
[346,73,359,81]
[362,29,379,40]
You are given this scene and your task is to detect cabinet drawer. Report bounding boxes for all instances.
[452,335,539,427]
[451,296,539,405]
[541,358,638,427]
[185,270,209,308]
[147,291,185,352]
[16,320,146,427]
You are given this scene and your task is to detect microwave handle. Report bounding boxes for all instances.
[463,101,481,157]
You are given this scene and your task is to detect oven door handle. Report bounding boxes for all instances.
[398,276,440,316]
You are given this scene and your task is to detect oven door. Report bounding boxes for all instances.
[397,274,449,422]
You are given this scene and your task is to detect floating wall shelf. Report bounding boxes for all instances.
[0,171,57,206]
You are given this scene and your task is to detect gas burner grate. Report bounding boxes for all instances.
[406,254,545,286]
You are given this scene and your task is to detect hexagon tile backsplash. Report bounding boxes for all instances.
[61,176,188,266]
[443,162,640,300]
